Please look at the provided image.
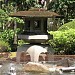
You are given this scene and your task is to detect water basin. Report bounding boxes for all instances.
[0,61,75,75]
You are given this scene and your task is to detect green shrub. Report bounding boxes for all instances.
[58,20,75,31]
[18,40,25,46]
[0,40,11,52]
[48,20,75,55]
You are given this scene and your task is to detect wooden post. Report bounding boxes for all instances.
[13,6,17,45]
[14,21,17,44]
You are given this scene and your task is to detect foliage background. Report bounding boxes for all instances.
[0,0,75,54]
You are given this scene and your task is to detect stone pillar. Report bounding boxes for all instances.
[30,20,34,32]
[41,19,44,32]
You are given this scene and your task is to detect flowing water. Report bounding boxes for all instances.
[0,62,75,75]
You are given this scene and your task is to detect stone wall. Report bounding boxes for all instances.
[0,52,75,62]
[16,53,75,62]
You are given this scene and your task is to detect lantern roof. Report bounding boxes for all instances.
[10,8,63,18]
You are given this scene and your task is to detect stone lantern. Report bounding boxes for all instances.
[10,8,62,62]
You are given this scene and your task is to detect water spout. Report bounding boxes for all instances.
[27,45,47,62]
